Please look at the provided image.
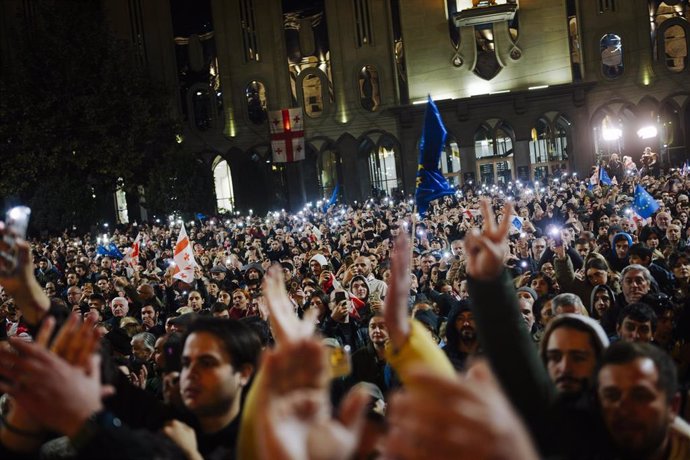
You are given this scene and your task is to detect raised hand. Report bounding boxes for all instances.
[0,222,50,325]
[463,200,513,281]
[263,264,316,343]
[0,339,108,438]
[383,233,412,351]
[255,338,368,460]
[163,420,203,460]
[384,361,539,460]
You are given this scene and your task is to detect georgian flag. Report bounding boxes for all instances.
[125,233,142,268]
[269,108,305,163]
[172,224,198,282]
[462,208,482,220]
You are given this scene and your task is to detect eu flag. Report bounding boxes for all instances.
[415,96,455,216]
[97,243,124,260]
[599,166,612,186]
[632,184,660,219]
[322,183,339,212]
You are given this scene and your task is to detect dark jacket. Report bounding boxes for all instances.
[349,342,399,397]
[467,271,611,458]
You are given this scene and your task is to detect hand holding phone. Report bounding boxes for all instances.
[1,206,31,276]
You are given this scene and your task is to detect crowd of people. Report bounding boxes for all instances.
[0,160,690,459]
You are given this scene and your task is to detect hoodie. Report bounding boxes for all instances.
[590,284,618,336]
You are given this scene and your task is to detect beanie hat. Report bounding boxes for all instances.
[309,254,329,268]
[539,314,609,364]
[517,286,538,302]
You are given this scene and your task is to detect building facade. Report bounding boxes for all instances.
[4,0,690,217]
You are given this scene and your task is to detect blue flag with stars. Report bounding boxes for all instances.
[322,183,339,212]
[97,242,124,260]
[599,166,612,186]
[632,184,660,219]
[415,96,455,216]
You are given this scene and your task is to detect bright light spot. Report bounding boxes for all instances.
[602,127,622,141]
[637,126,657,139]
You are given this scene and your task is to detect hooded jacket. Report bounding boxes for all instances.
[589,284,618,335]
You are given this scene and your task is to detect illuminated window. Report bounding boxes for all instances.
[601,33,624,78]
[302,73,324,118]
[474,121,514,185]
[529,116,570,182]
[213,158,235,213]
[664,24,688,71]
[440,137,462,186]
[246,81,268,124]
[359,65,381,112]
[318,148,339,198]
[369,137,400,197]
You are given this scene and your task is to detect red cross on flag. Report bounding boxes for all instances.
[269,107,305,163]
[125,233,142,268]
[172,224,198,281]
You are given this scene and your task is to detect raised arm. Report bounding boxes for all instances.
[0,223,51,326]
[464,200,555,440]
[383,234,455,384]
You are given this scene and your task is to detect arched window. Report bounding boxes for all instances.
[474,124,493,159]
[474,121,515,185]
[530,116,570,182]
[359,65,381,112]
[302,73,324,118]
[440,137,462,186]
[601,33,624,78]
[246,81,268,124]
[592,113,624,161]
[213,158,235,213]
[664,25,688,71]
[368,136,400,197]
[318,148,339,199]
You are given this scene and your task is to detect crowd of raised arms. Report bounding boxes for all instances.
[1,158,690,459]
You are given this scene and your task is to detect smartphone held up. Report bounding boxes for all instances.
[1,206,31,276]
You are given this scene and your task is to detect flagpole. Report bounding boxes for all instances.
[410,204,418,267]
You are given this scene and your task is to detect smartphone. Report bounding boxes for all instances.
[1,206,31,275]
[334,291,347,303]
[5,206,31,239]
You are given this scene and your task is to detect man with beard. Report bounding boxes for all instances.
[242,263,264,294]
[465,201,612,458]
[596,341,690,459]
[349,314,398,396]
[540,315,609,397]
[442,301,480,371]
